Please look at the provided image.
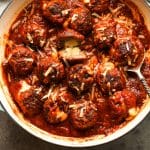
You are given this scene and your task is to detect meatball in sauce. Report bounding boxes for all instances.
[7,45,36,77]
[70,100,98,130]
[10,12,48,49]
[37,55,65,84]
[96,61,126,95]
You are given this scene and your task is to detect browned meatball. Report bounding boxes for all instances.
[58,28,84,41]
[43,87,73,124]
[41,0,68,24]
[115,19,134,38]
[93,17,116,49]
[37,55,65,84]
[126,78,146,106]
[85,0,109,14]
[109,89,137,123]
[8,46,36,76]
[68,7,92,34]
[10,13,48,48]
[68,64,93,94]
[12,81,43,117]
[95,96,112,127]
[43,100,68,124]
[110,37,144,66]
[19,91,43,117]
[68,56,98,94]
[70,100,98,130]
[109,18,144,66]
[96,62,126,95]
[142,56,150,86]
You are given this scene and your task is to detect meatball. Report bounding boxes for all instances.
[109,89,137,123]
[8,46,36,76]
[110,37,144,66]
[96,62,126,95]
[70,100,98,130]
[96,97,112,126]
[115,18,135,38]
[68,64,93,94]
[37,55,65,84]
[126,78,146,106]
[41,0,68,24]
[142,56,150,86]
[96,97,108,113]
[79,35,94,52]
[68,7,92,34]
[43,87,73,124]
[44,100,68,124]
[68,56,98,94]
[93,17,116,49]
[85,0,110,14]
[109,18,144,66]
[58,28,84,41]
[10,13,48,48]
[12,81,43,117]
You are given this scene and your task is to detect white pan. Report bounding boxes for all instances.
[0,0,150,147]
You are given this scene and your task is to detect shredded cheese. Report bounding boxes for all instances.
[27,33,33,43]
[61,9,71,16]
[23,58,34,62]
[44,66,53,77]
[41,86,54,100]
[11,20,21,30]
[19,81,31,93]
[71,14,78,23]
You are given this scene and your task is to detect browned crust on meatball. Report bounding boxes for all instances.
[68,7,92,34]
[10,13,48,48]
[8,46,36,76]
[70,100,98,130]
[37,55,65,84]
[41,0,68,24]
[109,89,137,123]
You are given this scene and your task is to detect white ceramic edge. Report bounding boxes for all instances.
[0,0,150,147]
[0,0,12,113]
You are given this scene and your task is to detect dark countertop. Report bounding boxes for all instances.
[0,111,149,150]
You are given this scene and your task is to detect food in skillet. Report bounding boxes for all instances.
[2,0,150,137]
